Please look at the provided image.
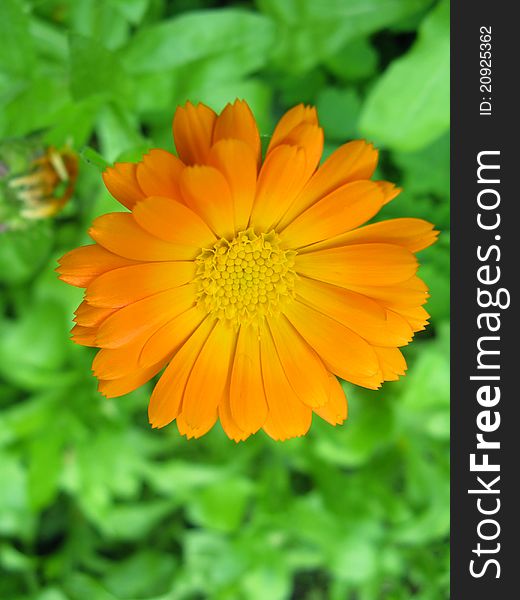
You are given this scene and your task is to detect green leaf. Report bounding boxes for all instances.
[0,390,62,446]
[276,69,327,106]
[101,501,174,541]
[69,0,130,50]
[145,461,224,496]
[183,531,245,590]
[324,36,378,82]
[121,9,275,75]
[63,573,117,600]
[44,97,101,148]
[127,70,177,116]
[0,0,35,77]
[331,538,377,584]
[0,77,69,138]
[359,1,449,150]
[258,0,429,72]
[316,87,361,141]
[80,146,110,173]
[108,0,150,25]
[0,298,71,391]
[241,561,291,600]
[0,222,53,285]
[396,451,450,544]
[393,133,450,199]
[0,452,31,537]
[28,427,64,511]
[70,428,148,522]
[68,33,130,101]
[186,478,253,532]
[399,325,450,438]
[0,543,34,572]
[96,103,147,162]
[35,589,69,600]
[34,259,84,318]
[29,17,68,64]
[313,385,396,467]
[103,550,176,598]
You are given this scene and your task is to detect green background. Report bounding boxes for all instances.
[0,0,450,598]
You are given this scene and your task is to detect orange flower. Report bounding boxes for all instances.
[57,100,437,441]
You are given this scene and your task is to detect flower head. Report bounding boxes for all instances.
[2,143,77,228]
[57,100,437,441]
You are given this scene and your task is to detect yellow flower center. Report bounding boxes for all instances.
[195,228,297,327]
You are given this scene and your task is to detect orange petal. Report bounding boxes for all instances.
[70,324,98,347]
[148,317,215,429]
[296,243,418,288]
[374,346,407,381]
[213,99,261,167]
[296,277,413,347]
[283,300,380,384]
[219,390,251,442]
[376,181,402,205]
[229,324,268,434]
[57,244,138,288]
[140,306,206,368]
[93,307,198,381]
[268,316,330,408]
[268,104,318,151]
[208,139,257,231]
[173,101,216,165]
[281,180,384,249]
[349,218,438,253]
[270,122,323,182]
[314,376,348,426]
[344,371,385,390]
[94,346,136,380]
[302,218,438,254]
[102,162,145,210]
[250,145,308,232]
[182,322,236,431]
[86,262,196,308]
[180,165,235,239]
[136,149,184,199]
[392,305,430,332]
[277,140,379,230]
[89,213,200,261]
[348,276,430,309]
[92,328,171,380]
[176,410,218,440]
[98,359,166,399]
[260,327,312,441]
[74,302,116,327]
[95,284,197,349]
[133,196,217,246]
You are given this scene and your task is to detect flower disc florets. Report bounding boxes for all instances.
[195,228,296,327]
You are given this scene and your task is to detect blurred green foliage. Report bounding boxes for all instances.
[0,0,449,598]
